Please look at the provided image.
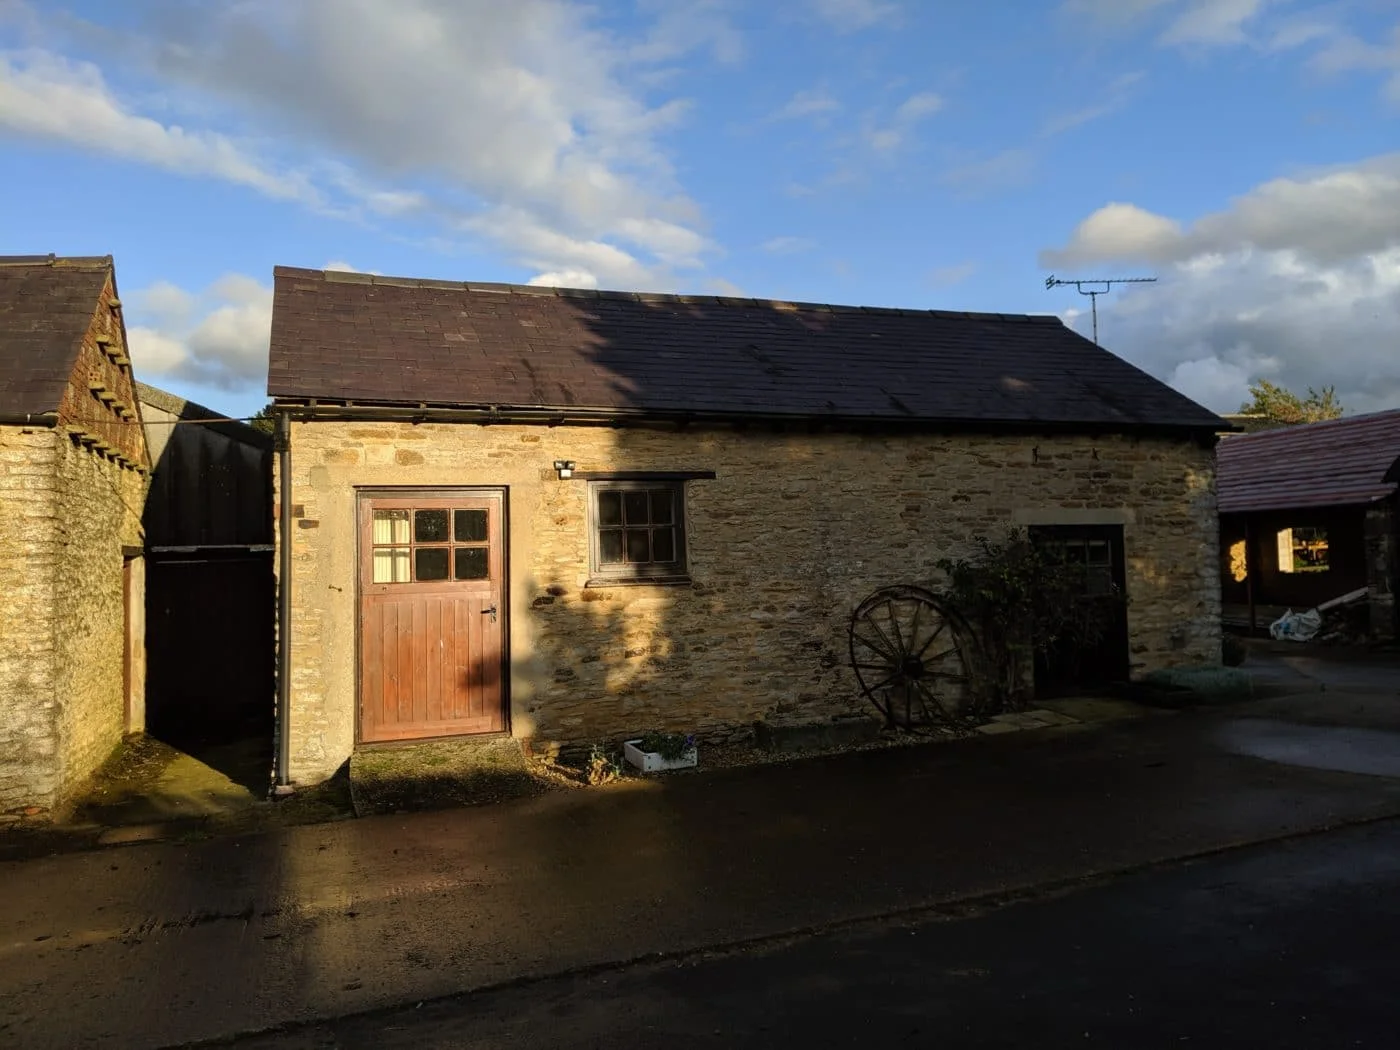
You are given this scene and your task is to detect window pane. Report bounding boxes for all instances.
[454,547,489,580]
[373,547,410,583]
[623,491,649,525]
[415,509,449,543]
[598,490,622,527]
[599,529,624,564]
[652,528,675,562]
[625,529,651,562]
[454,509,488,542]
[1087,540,1111,566]
[415,547,450,581]
[650,488,673,525]
[373,510,410,545]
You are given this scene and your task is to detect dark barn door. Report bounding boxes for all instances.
[1029,524,1130,695]
[358,491,506,743]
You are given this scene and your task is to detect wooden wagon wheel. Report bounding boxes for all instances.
[849,585,979,732]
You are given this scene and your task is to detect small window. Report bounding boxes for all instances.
[1277,526,1328,574]
[589,481,687,582]
[370,506,492,584]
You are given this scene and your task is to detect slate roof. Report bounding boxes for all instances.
[268,267,1224,433]
[0,255,113,418]
[1217,409,1400,514]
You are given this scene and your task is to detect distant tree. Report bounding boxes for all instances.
[1238,380,1344,425]
[248,403,277,435]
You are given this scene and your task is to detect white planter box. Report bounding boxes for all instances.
[623,739,698,773]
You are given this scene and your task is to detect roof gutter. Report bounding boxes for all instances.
[273,400,1223,442]
[0,412,59,427]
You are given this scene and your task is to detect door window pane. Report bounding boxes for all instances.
[373,547,410,583]
[415,547,450,581]
[373,510,410,545]
[415,509,449,543]
[454,509,488,542]
[454,547,489,580]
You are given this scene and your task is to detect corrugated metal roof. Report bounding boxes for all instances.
[267,267,1225,433]
[1216,409,1400,514]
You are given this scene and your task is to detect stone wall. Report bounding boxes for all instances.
[0,427,62,816]
[1365,499,1397,643]
[0,426,146,820]
[280,420,1220,784]
[51,433,146,804]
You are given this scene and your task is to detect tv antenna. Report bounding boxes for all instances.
[1045,274,1156,345]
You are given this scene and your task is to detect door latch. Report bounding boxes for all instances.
[484,604,498,623]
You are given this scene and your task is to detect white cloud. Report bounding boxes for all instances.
[526,269,599,289]
[1160,0,1269,47]
[928,261,978,286]
[864,90,943,154]
[1041,72,1144,137]
[894,91,943,122]
[811,0,900,32]
[770,88,841,121]
[0,49,318,204]
[12,0,722,289]
[127,274,273,390]
[761,235,817,254]
[1061,0,1174,27]
[1041,155,1400,416]
[1042,156,1400,268]
[940,149,1035,196]
[1310,22,1400,105]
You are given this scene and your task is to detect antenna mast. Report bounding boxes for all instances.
[1045,274,1156,345]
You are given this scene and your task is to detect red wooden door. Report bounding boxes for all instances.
[358,491,505,742]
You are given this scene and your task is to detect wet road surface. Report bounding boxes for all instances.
[3,708,1400,1047]
[242,817,1400,1049]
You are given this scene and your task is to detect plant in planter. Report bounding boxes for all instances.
[623,730,698,773]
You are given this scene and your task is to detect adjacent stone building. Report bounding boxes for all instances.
[1218,409,1400,641]
[0,255,149,820]
[268,266,1224,787]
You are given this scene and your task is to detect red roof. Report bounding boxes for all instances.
[1216,409,1400,514]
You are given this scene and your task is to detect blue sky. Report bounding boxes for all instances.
[2,0,1398,420]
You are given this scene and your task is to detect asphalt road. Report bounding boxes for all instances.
[234,817,1400,1049]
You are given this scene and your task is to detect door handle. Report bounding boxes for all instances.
[484,605,498,623]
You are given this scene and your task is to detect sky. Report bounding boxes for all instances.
[1,0,1398,421]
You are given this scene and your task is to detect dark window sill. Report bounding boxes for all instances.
[584,575,693,588]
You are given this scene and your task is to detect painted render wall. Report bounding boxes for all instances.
[277,420,1221,785]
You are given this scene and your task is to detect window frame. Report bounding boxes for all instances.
[586,479,690,585]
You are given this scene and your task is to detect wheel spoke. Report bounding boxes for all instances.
[906,600,924,659]
[883,600,908,657]
[914,618,948,658]
[862,613,903,663]
[853,661,897,673]
[852,631,898,662]
[922,644,960,666]
[866,671,902,694]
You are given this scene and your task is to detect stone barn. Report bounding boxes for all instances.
[267,266,1224,787]
[0,255,149,820]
